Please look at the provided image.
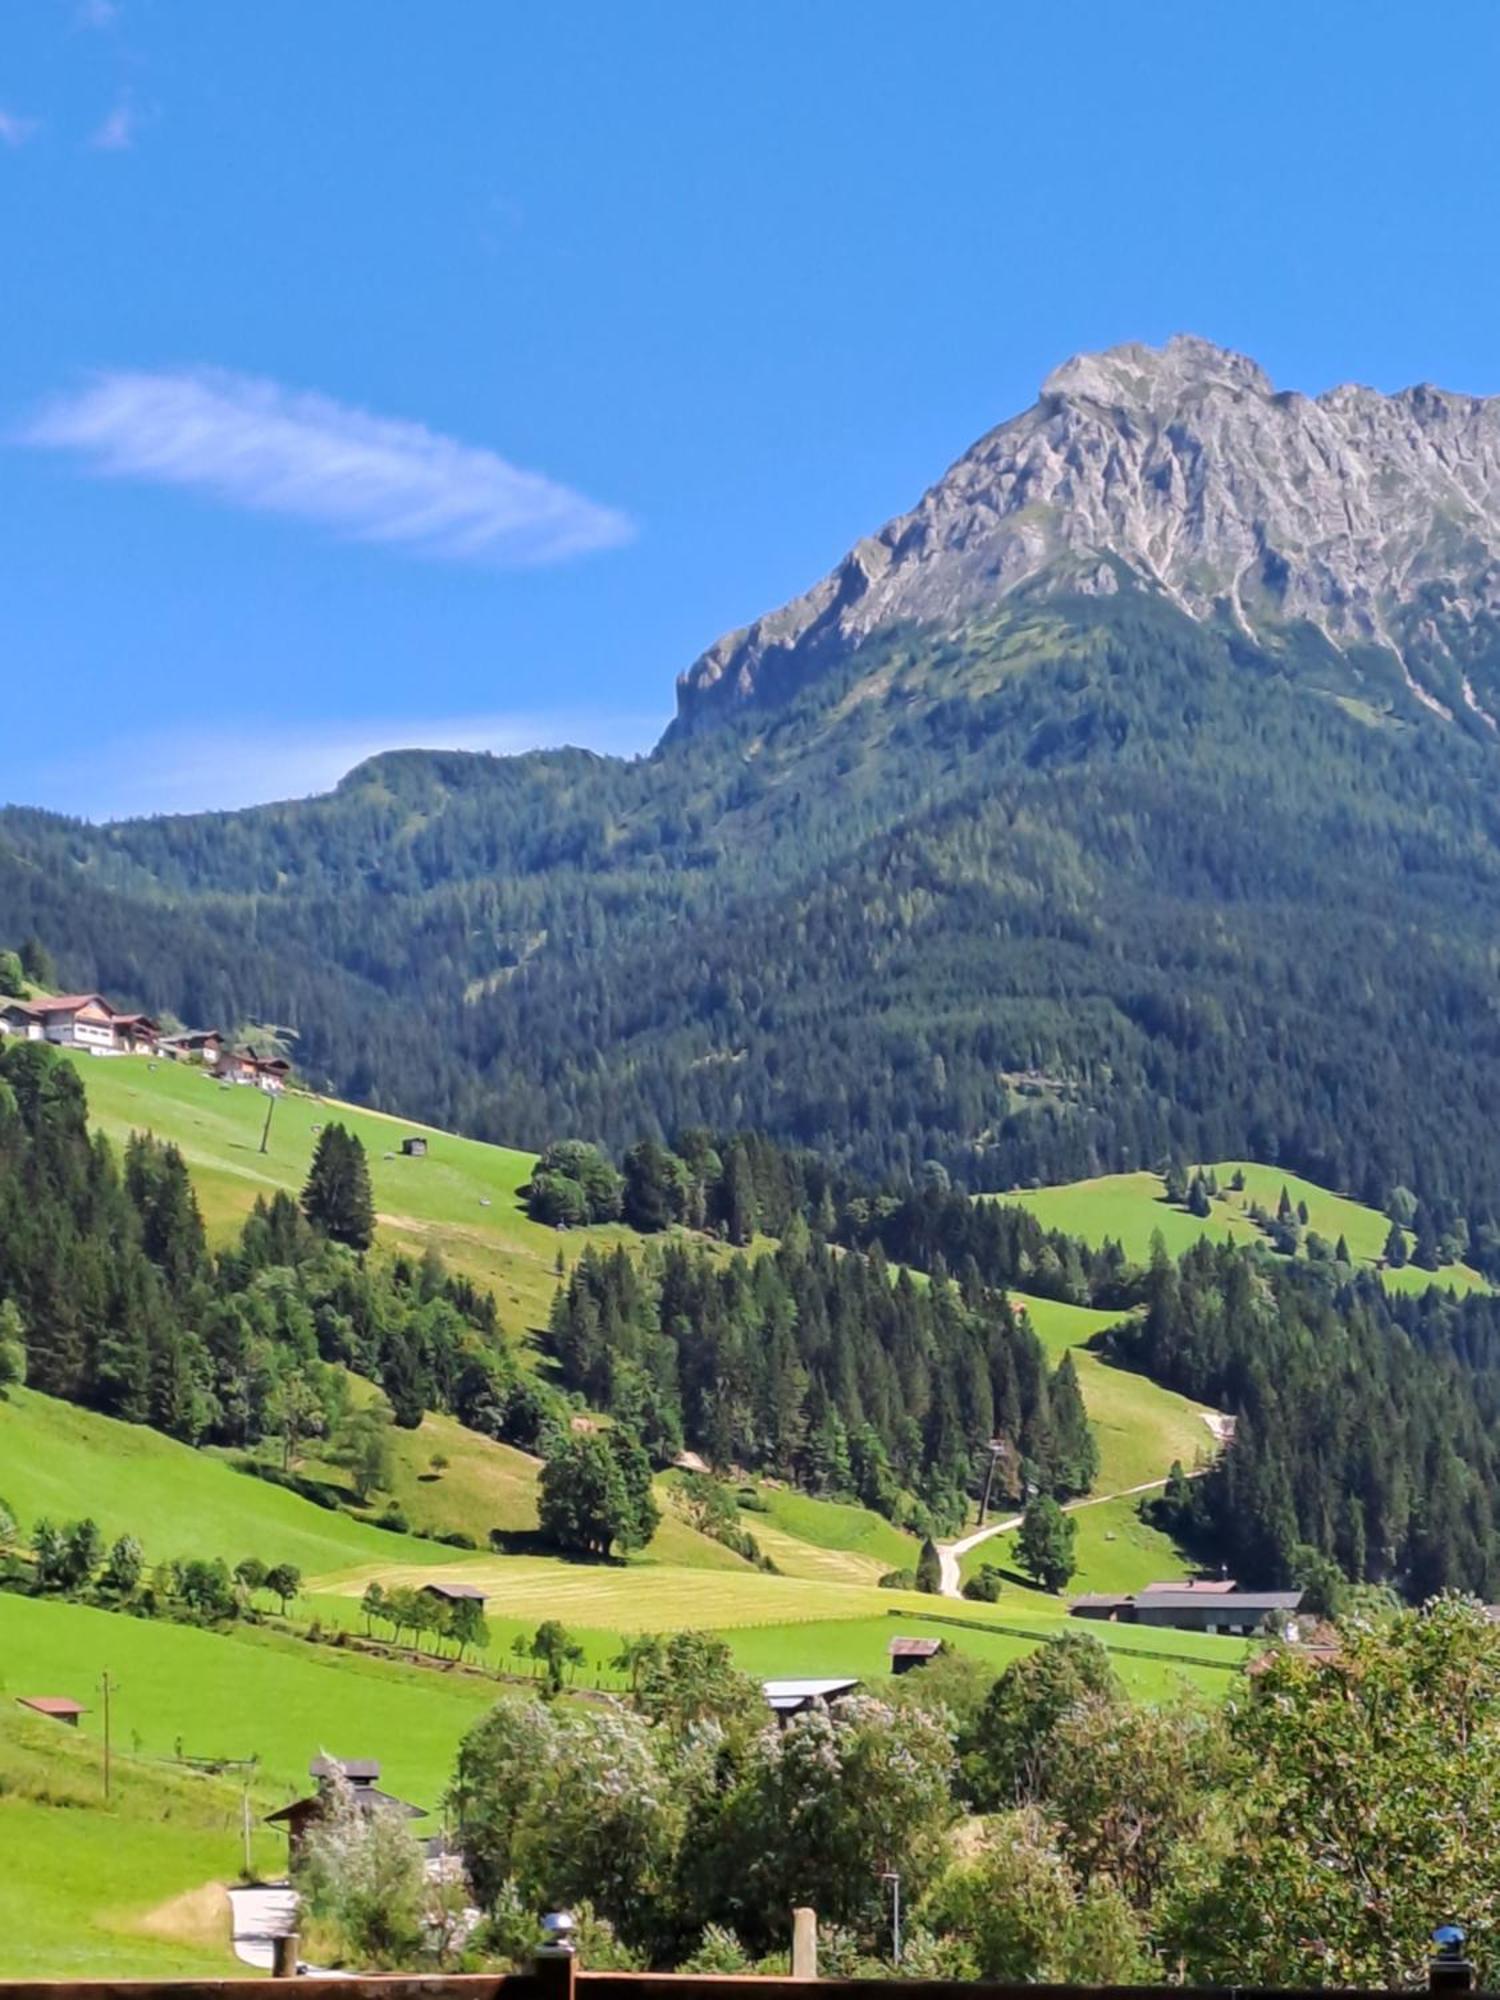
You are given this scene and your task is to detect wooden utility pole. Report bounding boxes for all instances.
[99,1669,114,1802]
[259,1092,276,1156]
[978,1437,1010,1525]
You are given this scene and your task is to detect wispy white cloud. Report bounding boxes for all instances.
[21,367,634,566]
[89,100,135,150]
[0,109,40,148]
[16,710,666,821]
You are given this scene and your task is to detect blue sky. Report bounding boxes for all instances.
[5,0,1500,817]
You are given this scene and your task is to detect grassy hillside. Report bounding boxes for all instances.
[958,1491,1205,1600]
[1014,1289,1217,1493]
[1000,1163,1489,1296]
[62,1048,631,1329]
[0,1386,449,1574]
[308,1543,1244,1680]
[279,1391,755,1573]
[0,1591,495,1808]
[738,1486,918,1584]
[0,1699,280,1979]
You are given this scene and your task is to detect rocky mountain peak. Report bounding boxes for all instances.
[1041,334,1274,407]
[671,336,1500,737]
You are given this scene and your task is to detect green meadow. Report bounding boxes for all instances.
[1013,1289,1218,1492]
[256,1386,747,1573]
[0,1385,449,1574]
[734,1485,919,1583]
[999,1163,1489,1295]
[958,1490,1206,1601]
[62,1049,628,1330]
[0,1055,1278,1978]
[0,1700,284,1980]
[0,1592,495,1809]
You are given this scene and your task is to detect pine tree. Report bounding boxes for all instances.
[1384,1220,1408,1269]
[300,1123,375,1251]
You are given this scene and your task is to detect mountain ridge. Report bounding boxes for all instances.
[11,342,1500,1219]
[672,333,1500,737]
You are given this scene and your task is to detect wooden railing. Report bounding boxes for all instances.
[0,1924,1482,1998]
[0,1974,1487,1999]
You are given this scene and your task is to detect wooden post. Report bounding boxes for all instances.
[791,1905,818,1979]
[535,1911,578,2000]
[1431,1926,1474,1992]
[533,1952,577,2000]
[271,1932,299,1979]
[99,1669,113,1803]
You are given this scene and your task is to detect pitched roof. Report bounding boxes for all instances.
[1141,1578,1238,1595]
[1071,1592,1134,1609]
[1136,1589,1302,1611]
[888,1637,943,1658]
[762,1676,861,1710]
[37,994,115,1018]
[420,1582,486,1602]
[17,1695,86,1717]
[267,1788,428,1825]
[310,1755,381,1781]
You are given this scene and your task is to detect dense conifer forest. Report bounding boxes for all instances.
[0,1040,536,1449]
[9,597,1500,1227]
[547,1234,1097,1532]
[7,1022,1500,1594]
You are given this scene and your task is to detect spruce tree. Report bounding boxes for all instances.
[1048,1353,1098,1495]
[300,1123,375,1251]
[18,937,54,989]
[1384,1220,1408,1269]
[1414,1206,1442,1272]
[915,1535,944,1594]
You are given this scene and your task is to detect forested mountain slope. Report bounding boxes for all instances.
[9,341,1500,1225]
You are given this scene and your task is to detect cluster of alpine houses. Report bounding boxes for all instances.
[0,990,290,1094]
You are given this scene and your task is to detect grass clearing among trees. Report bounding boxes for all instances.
[1013,1290,1218,1494]
[62,1050,632,1331]
[999,1164,1489,1295]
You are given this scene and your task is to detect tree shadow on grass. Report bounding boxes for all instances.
[485,1527,626,1566]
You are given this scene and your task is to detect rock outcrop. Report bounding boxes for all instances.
[672,334,1500,733]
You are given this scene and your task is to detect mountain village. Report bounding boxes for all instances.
[0,989,290,1093]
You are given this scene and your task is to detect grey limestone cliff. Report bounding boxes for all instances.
[672,334,1500,734]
